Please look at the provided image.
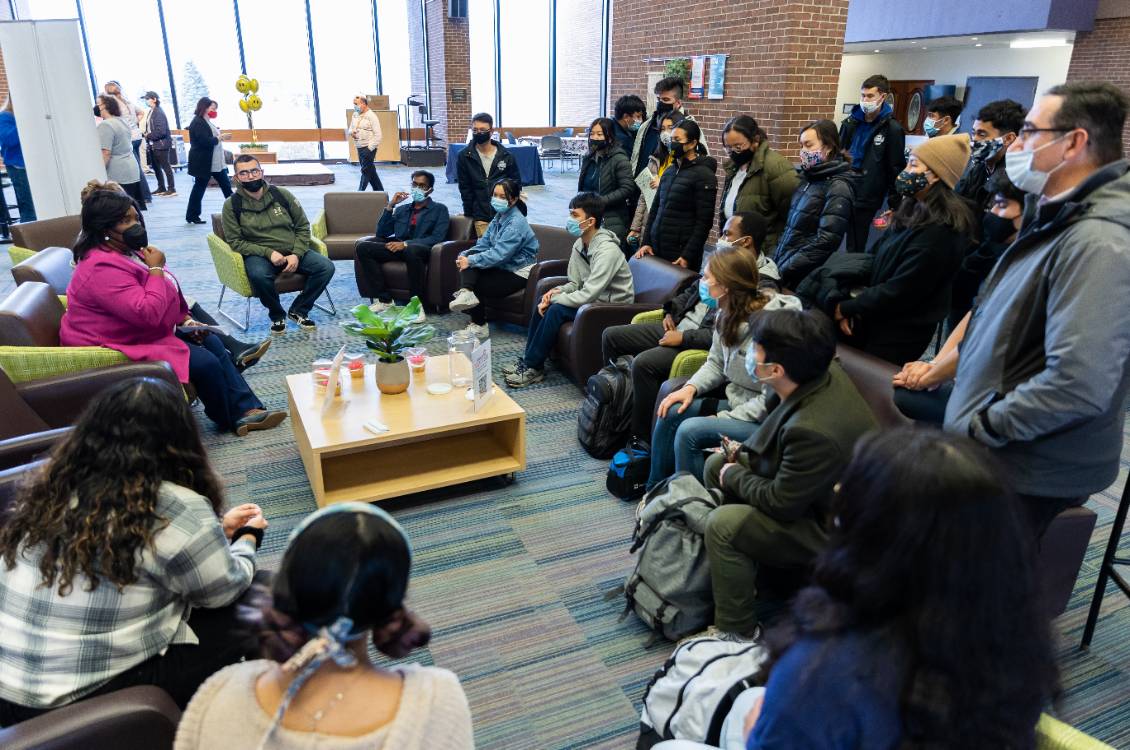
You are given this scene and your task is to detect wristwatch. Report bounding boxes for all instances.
[231,525,264,550]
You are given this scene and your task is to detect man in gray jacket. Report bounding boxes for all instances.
[505,192,634,387]
[944,82,1130,536]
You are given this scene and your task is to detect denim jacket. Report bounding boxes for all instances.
[460,206,539,272]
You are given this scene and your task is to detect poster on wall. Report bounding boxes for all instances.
[689,56,706,100]
[707,54,727,99]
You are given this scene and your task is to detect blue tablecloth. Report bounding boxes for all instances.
[445,144,545,187]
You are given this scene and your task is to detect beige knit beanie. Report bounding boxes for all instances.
[912,134,971,189]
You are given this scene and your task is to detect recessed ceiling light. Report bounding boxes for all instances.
[975,43,983,47]
[1010,38,1068,49]
[921,46,928,49]
[874,49,880,53]
[971,37,978,41]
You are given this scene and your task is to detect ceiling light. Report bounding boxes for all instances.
[874,49,880,53]
[1010,38,1068,49]
[971,37,978,41]
[975,43,983,47]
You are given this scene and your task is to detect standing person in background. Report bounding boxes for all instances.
[94,96,145,209]
[457,113,521,238]
[185,97,234,225]
[839,74,907,252]
[577,117,635,247]
[350,94,384,191]
[142,91,175,197]
[923,95,963,138]
[635,120,717,271]
[627,112,683,254]
[0,97,35,222]
[773,120,856,289]
[718,115,799,258]
[611,94,646,156]
[954,99,1025,208]
[630,77,698,178]
[104,81,152,203]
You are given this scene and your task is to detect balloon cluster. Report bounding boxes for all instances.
[236,75,262,113]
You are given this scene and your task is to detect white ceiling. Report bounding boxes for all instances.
[844,30,1076,54]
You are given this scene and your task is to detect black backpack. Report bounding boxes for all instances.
[578,355,634,459]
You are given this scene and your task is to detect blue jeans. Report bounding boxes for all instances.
[647,398,761,488]
[184,332,262,432]
[243,251,335,321]
[523,302,578,370]
[8,165,36,222]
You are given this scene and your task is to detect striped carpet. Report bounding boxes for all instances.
[3,163,1126,748]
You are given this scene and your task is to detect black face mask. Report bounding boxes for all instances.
[121,224,149,251]
[655,100,674,115]
[729,148,754,166]
[93,104,102,118]
[242,178,265,192]
[982,211,1017,244]
[588,139,605,153]
[472,131,492,145]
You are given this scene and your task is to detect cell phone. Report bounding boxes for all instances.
[627,234,640,248]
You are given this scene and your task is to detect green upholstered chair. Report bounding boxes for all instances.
[630,308,709,378]
[1036,714,1115,749]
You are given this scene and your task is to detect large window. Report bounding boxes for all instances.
[377,0,413,129]
[497,0,550,127]
[468,0,496,128]
[161,0,244,130]
[310,0,377,160]
[555,0,603,127]
[81,0,172,125]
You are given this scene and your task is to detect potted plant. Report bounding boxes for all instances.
[239,143,269,153]
[664,58,691,85]
[342,297,435,395]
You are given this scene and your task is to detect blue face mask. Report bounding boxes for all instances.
[353,105,361,114]
[628,120,642,132]
[410,187,428,203]
[698,280,718,309]
[565,217,584,236]
[490,197,509,213]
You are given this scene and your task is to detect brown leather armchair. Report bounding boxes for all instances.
[312,191,389,259]
[537,256,697,387]
[0,685,181,750]
[355,214,475,309]
[10,215,82,255]
[11,246,73,294]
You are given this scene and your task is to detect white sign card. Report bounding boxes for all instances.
[320,344,348,415]
[471,339,493,412]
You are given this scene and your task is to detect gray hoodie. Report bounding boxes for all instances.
[554,227,634,308]
[944,160,1130,497]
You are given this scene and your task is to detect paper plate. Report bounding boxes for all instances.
[426,383,453,395]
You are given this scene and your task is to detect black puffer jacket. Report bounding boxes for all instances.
[577,144,635,241]
[773,159,856,289]
[642,153,718,271]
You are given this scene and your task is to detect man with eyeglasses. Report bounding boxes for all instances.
[944,82,1130,538]
[354,170,450,315]
[221,154,335,334]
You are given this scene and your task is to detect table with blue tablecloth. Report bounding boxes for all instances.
[445,144,545,186]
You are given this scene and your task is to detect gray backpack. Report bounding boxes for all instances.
[618,472,720,642]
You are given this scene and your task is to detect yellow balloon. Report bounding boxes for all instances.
[239,98,250,113]
[235,75,251,94]
[249,78,260,94]
[247,94,262,112]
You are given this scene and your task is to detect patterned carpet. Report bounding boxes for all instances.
[2,163,1127,748]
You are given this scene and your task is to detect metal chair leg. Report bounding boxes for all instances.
[216,285,251,332]
[313,287,337,316]
[1081,476,1130,649]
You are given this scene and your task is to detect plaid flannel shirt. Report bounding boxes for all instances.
[0,482,256,709]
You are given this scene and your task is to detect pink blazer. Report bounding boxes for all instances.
[60,247,191,382]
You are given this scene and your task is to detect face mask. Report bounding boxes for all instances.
[93,105,102,118]
[729,148,754,166]
[698,280,718,309]
[242,178,265,192]
[472,131,491,145]
[970,137,1005,163]
[353,105,362,114]
[895,169,930,196]
[669,141,686,159]
[207,110,217,119]
[628,120,642,132]
[982,211,1018,244]
[1005,134,1068,195]
[659,131,673,148]
[923,118,940,137]
[410,187,428,203]
[588,139,605,153]
[490,196,509,213]
[715,236,748,253]
[655,100,674,115]
[121,225,149,251]
[860,99,881,115]
[744,347,773,382]
[799,149,825,170]
[565,217,587,236]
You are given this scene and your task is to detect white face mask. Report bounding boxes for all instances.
[860,99,881,114]
[1005,133,1069,195]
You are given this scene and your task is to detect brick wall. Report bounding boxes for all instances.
[406,0,471,145]
[609,0,849,159]
[1066,15,1130,158]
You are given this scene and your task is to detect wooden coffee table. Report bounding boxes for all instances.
[285,355,526,506]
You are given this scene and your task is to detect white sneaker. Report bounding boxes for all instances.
[369,300,393,313]
[462,323,489,338]
[411,308,426,324]
[449,288,480,313]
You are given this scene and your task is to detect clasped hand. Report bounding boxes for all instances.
[222,503,268,539]
[270,251,299,273]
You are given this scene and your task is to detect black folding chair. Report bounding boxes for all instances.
[1081,474,1130,648]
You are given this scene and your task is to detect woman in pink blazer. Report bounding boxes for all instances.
[61,191,286,435]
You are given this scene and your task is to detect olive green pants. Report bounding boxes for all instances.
[703,451,828,635]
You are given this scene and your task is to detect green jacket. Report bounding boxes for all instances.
[716,361,877,524]
[720,140,800,256]
[221,183,312,258]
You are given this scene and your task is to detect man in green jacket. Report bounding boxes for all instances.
[222,155,335,333]
[703,309,877,640]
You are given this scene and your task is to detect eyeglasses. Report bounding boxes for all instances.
[1017,127,1072,142]
[236,168,263,178]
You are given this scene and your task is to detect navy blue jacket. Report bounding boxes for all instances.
[375,198,451,251]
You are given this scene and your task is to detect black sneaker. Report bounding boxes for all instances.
[501,358,525,377]
[287,312,316,330]
[270,319,287,334]
[234,339,272,370]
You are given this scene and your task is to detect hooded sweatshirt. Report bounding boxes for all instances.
[944,160,1130,497]
[554,227,635,308]
[221,181,312,259]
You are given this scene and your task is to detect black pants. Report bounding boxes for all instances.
[188,303,252,364]
[1018,494,1087,540]
[602,322,683,439]
[892,383,952,425]
[150,148,175,193]
[0,598,255,725]
[460,266,526,325]
[131,139,153,202]
[846,204,881,253]
[121,181,147,211]
[182,331,263,432]
[357,146,384,191]
[355,238,430,302]
[186,171,233,222]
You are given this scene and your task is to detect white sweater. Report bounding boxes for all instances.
[349,109,382,150]
[174,660,474,750]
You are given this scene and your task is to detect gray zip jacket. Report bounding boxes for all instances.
[944,160,1130,497]
[554,227,635,308]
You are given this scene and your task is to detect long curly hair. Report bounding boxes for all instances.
[759,428,1059,747]
[0,378,225,596]
[707,244,770,348]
